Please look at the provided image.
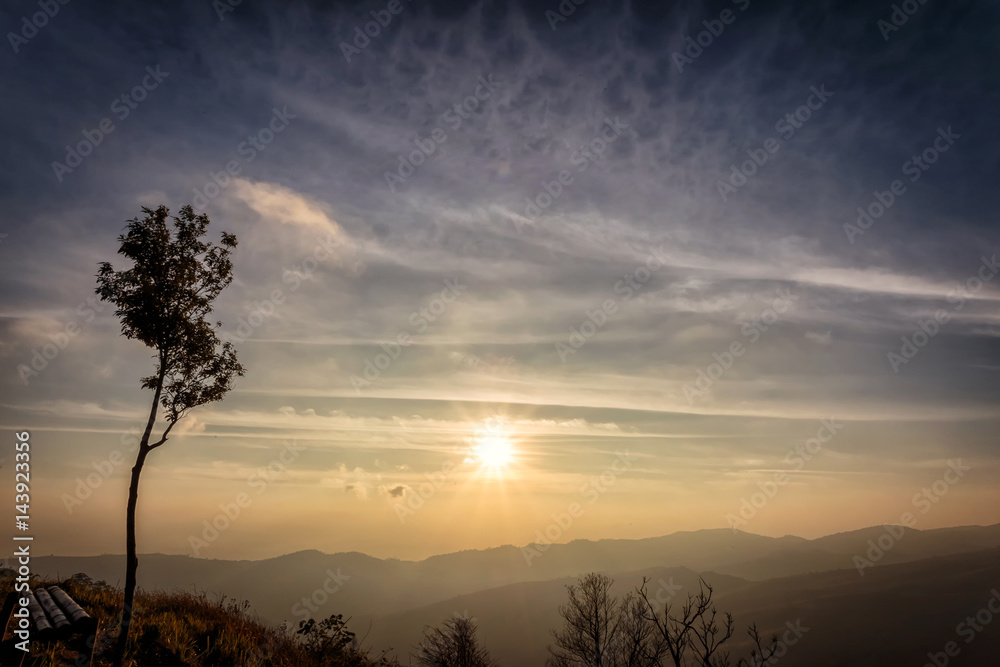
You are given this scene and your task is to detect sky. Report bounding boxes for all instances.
[1,0,998,561]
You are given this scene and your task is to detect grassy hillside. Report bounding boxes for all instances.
[0,574,393,667]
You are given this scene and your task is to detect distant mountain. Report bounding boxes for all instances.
[31,523,1000,633]
[714,546,1000,667]
[713,522,1000,579]
[360,566,748,665]
[369,547,1000,666]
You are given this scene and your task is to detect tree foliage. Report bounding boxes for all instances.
[97,204,243,428]
[297,614,357,658]
[296,613,401,666]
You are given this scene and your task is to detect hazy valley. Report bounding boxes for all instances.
[29,524,1000,665]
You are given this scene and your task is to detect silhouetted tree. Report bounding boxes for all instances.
[296,613,400,666]
[612,594,668,667]
[416,616,498,667]
[550,574,781,667]
[297,614,357,658]
[635,576,780,667]
[547,573,665,667]
[97,205,244,666]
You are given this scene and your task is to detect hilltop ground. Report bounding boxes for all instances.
[0,574,392,667]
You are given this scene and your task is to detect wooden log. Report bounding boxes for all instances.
[33,589,70,636]
[47,586,96,633]
[1,589,100,666]
[25,590,54,641]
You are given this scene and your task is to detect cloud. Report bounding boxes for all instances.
[173,414,208,437]
[229,179,343,235]
[806,331,833,345]
[345,483,368,500]
[2,0,999,557]
[322,464,378,500]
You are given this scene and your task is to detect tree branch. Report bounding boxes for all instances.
[147,418,178,451]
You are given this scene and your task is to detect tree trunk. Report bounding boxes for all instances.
[112,371,164,667]
[112,445,149,666]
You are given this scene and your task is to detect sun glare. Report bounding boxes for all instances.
[474,435,514,469]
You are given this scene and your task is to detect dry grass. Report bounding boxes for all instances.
[0,573,391,666]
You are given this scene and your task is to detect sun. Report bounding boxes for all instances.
[473,434,514,470]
